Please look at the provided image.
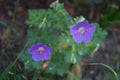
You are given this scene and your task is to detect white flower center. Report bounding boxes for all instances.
[78,27,85,34]
[38,47,44,53]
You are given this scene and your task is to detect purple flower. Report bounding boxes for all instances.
[70,20,95,43]
[28,43,52,61]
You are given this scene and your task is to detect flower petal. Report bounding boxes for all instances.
[28,43,44,54]
[72,33,83,43]
[70,25,79,35]
[28,43,52,61]
[86,24,96,33]
[44,46,52,53]
[32,51,50,61]
[42,51,50,60]
[70,20,96,44]
[32,53,43,61]
[82,32,93,43]
[77,20,89,27]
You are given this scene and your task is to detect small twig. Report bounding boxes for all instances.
[56,0,59,3]
[38,17,46,29]
[91,43,100,57]
[89,4,95,21]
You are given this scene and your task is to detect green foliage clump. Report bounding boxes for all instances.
[100,4,120,28]
[21,1,107,79]
[26,2,72,31]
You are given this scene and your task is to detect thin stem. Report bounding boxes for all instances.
[11,0,19,26]
[0,21,20,37]
[0,43,28,80]
[0,0,20,37]
[10,0,20,37]
[88,62,119,80]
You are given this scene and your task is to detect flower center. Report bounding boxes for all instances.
[78,27,85,34]
[38,47,44,53]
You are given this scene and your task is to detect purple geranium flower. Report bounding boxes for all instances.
[70,20,95,43]
[28,43,52,61]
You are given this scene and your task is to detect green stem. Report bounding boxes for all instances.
[0,21,20,37]
[10,0,19,36]
[0,0,20,38]
[88,63,119,80]
[0,43,28,80]
[10,0,19,30]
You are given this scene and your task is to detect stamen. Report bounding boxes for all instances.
[38,47,44,53]
[78,27,85,34]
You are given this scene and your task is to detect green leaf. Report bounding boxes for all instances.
[92,23,107,44]
[99,16,109,28]
[20,51,42,70]
[46,54,69,76]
